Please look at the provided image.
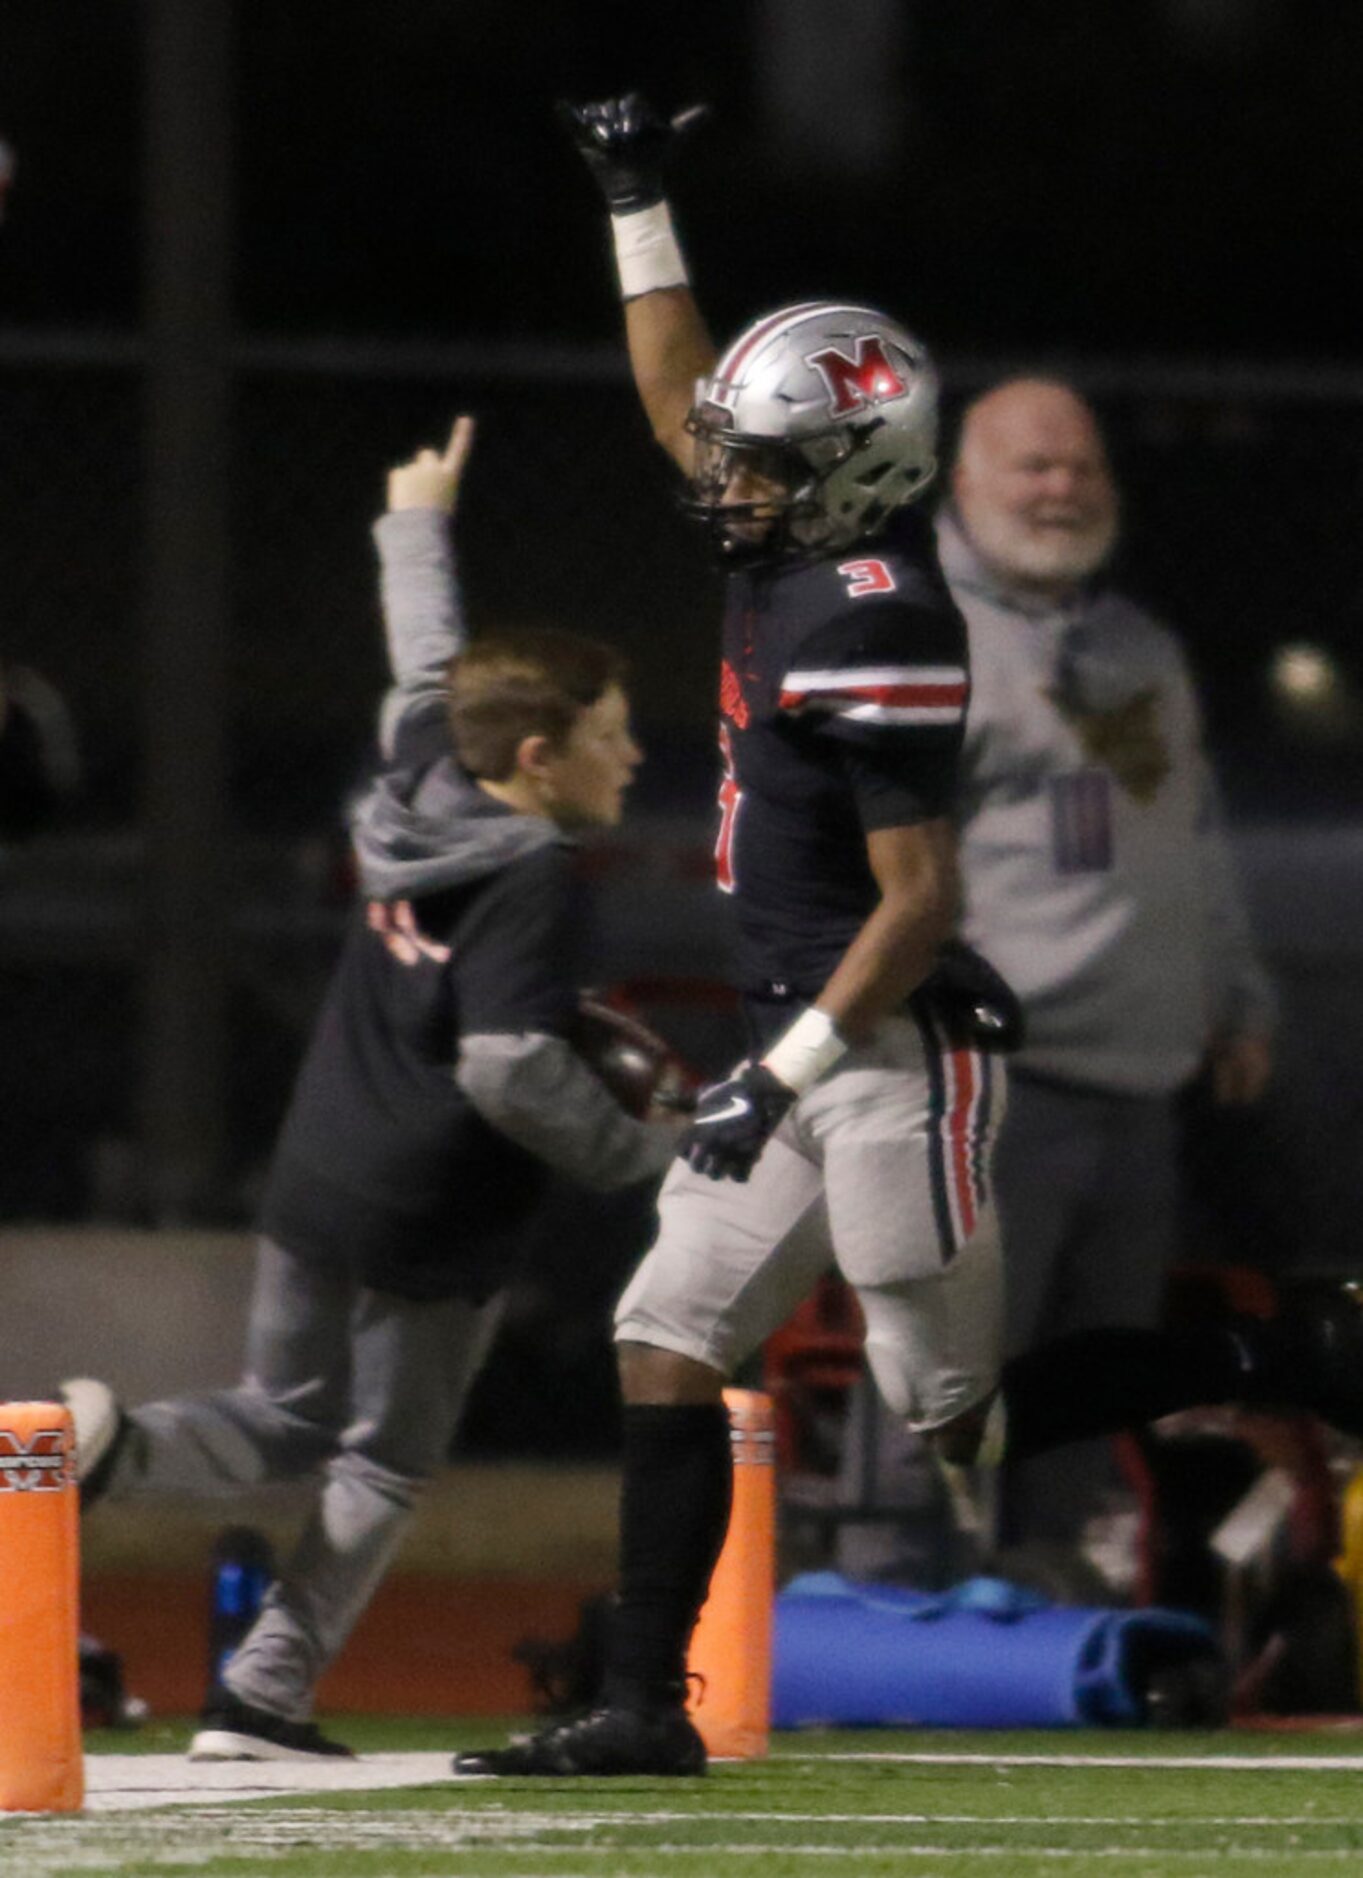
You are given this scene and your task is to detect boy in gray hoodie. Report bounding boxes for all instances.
[64,419,677,1760]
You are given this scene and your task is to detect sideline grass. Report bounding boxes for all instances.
[3,1719,1363,1877]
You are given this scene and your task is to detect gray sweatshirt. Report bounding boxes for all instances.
[347,506,674,1190]
[938,509,1275,1096]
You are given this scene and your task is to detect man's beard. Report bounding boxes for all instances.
[968,505,1118,589]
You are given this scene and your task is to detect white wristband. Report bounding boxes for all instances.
[761,1007,847,1097]
[611,202,690,300]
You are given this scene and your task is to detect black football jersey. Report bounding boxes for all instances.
[715,504,969,999]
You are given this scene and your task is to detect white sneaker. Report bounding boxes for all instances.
[59,1377,126,1500]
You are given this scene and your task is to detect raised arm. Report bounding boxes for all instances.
[560,95,716,472]
[623,290,716,474]
[373,415,476,760]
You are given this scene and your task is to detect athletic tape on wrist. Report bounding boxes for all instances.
[612,202,690,300]
[761,1007,847,1097]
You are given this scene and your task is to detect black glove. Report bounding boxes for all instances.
[918,940,1025,1053]
[678,1062,795,1183]
[556,92,707,213]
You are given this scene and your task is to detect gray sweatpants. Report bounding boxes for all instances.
[995,1072,1180,1544]
[103,1237,502,1720]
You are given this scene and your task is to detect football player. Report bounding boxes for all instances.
[455,94,1021,1778]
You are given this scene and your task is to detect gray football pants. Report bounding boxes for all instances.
[102,1236,502,1720]
[837,1071,1180,1572]
[617,1015,1004,1432]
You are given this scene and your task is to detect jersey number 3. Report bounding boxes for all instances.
[836,557,896,598]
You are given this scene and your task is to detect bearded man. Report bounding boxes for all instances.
[939,378,1275,1547]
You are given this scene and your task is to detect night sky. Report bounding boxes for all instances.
[3,1,1363,809]
[2,1,1362,355]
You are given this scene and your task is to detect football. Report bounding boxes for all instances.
[571,996,692,1119]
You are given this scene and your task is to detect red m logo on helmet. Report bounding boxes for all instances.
[806,337,907,416]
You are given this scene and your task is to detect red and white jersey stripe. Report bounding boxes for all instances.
[779,663,968,727]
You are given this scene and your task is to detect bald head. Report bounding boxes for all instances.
[951,379,1118,597]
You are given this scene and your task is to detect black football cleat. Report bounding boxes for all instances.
[453,1703,706,1777]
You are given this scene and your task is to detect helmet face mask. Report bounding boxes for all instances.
[684,418,822,564]
[685,303,939,567]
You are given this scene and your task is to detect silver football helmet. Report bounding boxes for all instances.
[685,301,939,563]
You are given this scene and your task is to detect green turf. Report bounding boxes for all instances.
[5,1718,1363,1877]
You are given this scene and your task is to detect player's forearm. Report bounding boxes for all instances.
[560,96,712,467]
[814,890,956,1044]
[814,819,960,1044]
[623,283,716,472]
[733,884,952,1124]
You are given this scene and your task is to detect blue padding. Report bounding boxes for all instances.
[772,1572,1218,1729]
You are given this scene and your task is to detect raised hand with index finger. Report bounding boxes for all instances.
[386,415,477,515]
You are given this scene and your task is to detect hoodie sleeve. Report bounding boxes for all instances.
[443,852,679,1186]
[372,508,468,764]
[456,1033,677,1190]
[445,844,677,1189]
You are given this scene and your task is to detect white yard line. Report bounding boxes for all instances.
[639,1851,1363,1862]
[15,1803,1358,1829]
[4,1745,1355,1819]
[6,1791,1359,1878]
[10,1821,1360,1870]
[60,1744,1363,1814]
[555,1852,1363,1863]
[74,1751,455,1811]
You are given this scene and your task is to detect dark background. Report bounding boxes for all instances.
[3,2,1363,1452]
[3,1,1363,793]
[4,1,1363,352]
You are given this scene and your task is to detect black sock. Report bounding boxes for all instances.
[1002,1324,1251,1463]
[602,1402,732,1710]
